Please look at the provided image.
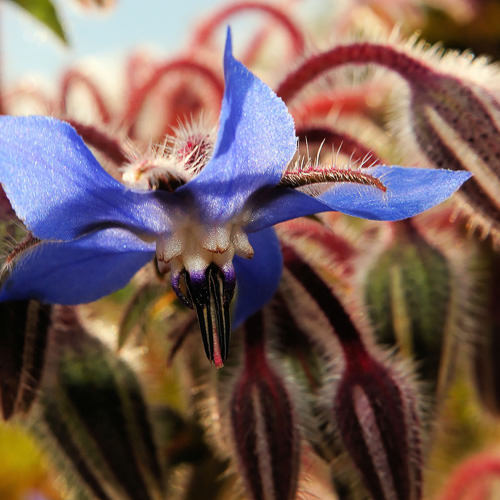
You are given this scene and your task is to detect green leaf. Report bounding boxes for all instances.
[7,0,68,44]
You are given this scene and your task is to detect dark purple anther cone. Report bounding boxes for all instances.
[230,312,300,500]
[173,264,235,367]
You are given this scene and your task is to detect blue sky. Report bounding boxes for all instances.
[3,0,228,84]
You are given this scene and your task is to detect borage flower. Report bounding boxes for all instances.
[0,29,470,367]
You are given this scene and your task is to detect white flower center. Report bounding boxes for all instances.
[155,221,254,276]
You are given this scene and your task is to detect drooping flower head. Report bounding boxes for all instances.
[0,28,470,367]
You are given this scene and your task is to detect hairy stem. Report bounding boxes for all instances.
[277,43,433,103]
[60,69,111,123]
[192,1,304,58]
[280,166,386,191]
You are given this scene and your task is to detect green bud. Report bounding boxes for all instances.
[365,220,451,390]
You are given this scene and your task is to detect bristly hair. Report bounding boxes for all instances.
[280,138,384,198]
[120,114,216,191]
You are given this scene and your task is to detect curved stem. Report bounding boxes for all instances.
[66,119,128,166]
[277,42,432,103]
[121,58,224,135]
[60,69,111,123]
[191,1,305,58]
[439,453,500,500]
[295,126,383,164]
[290,85,383,122]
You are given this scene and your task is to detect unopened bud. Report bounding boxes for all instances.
[281,242,423,499]
[364,219,451,391]
[403,59,500,241]
[334,343,423,500]
[229,312,300,500]
[37,307,167,500]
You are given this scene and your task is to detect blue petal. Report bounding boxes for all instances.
[233,227,282,327]
[245,166,472,232]
[0,116,171,240]
[0,228,155,304]
[180,27,296,224]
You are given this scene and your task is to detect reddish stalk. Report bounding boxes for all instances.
[296,126,382,164]
[60,69,112,124]
[66,119,128,166]
[241,23,272,67]
[277,43,433,103]
[290,85,383,122]
[125,52,154,97]
[159,83,204,137]
[439,453,500,500]
[191,1,305,58]
[121,58,224,135]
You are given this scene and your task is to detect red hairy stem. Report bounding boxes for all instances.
[125,52,154,95]
[241,23,272,67]
[242,311,268,369]
[439,454,500,500]
[191,1,305,58]
[60,69,112,124]
[295,126,383,164]
[290,85,383,122]
[66,119,128,166]
[121,58,224,135]
[281,243,363,347]
[277,42,433,103]
[159,83,204,137]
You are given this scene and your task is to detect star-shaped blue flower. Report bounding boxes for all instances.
[0,29,470,366]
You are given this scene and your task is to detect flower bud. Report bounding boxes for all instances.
[228,311,300,500]
[36,306,167,500]
[402,60,500,241]
[0,300,51,420]
[281,242,423,499]
[334,344,423,500]
[364,219,451,390]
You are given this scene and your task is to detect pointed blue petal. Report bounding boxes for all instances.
[317,166,471,220]
[180,27,296,224]
[233,227,282,327]
[0,116,171,240]
[245,166,471,232]
[0,228,155,304]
